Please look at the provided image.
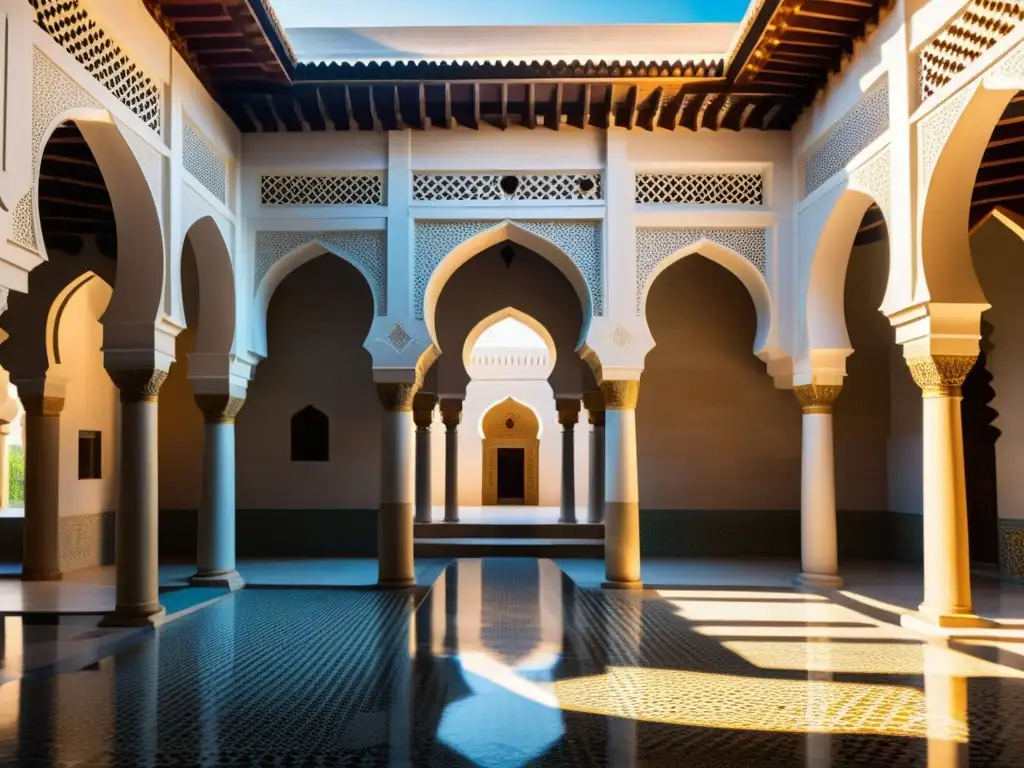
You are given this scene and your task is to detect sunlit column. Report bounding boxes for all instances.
[20,393,63,581]
[440,400,462,523]
[795,384,843,589]
[0,423,10,509]
[102,369,167,626]
[583,391,605,524]
[907,355,983,627]
[556,398,581,524]
[191,394,245,590]
[413,393,437,524]
[602,380,642,589]
[377,382,417,587]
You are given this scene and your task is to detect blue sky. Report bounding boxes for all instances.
[269,0,751,28]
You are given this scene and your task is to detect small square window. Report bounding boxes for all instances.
[78,431,101,480]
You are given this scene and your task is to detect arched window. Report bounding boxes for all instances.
[291,406,329,462]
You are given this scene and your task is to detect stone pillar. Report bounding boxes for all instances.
[191,394,246,591]
[556,398,581,524]
[907,355,986,628]
[0,422,11,510]
[377,382,418,587]
[21,395,64,581]
[440,399,462,523]
[102,369,167,626]
[413,393,437,524]
[601,380,642,589]
[583,391,605,524]
[794,384,843,589]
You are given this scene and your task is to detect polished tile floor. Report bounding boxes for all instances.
[3,558,1024,766]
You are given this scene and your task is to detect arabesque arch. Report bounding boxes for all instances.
[181,215,236,356]
[461,307,558,374]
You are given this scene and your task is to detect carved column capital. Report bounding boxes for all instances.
[195,394,246,425]
[556,398,581,428]
[413,392,438,429]
[109,369,168,404]
[583,390,605,427]
[21,395,64,417]
[600,380,640,410]
[794,384,842,414]
[377,382,418,412]
[907,355,977,398]
[440,399,463,429]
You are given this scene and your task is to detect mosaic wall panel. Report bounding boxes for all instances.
[60,511,114,572]
[920,1,1024,102]
[30,0,161,132]
[255,231,387,315]
[635,228,767,314]
[183,120,226,204]
[635,173,763,205]
[999,519,1024,580]
[804,85,890,196]
[412,173,602,201]
[413,220,603,318]
[261,174,383,206]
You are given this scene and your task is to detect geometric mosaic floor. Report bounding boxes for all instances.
[2,558,1024,766]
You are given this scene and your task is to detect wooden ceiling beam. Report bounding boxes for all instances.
[525,83,536,129]
[549,83,563,130]
[623,85,639,130]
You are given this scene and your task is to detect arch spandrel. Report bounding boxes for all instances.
[181,215,236,358]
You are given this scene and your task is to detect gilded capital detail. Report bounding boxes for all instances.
[413,392,438,428]
[109,369,168,404]
[600,380,640,410]
[377,382,418,412]
[907,355,977,398]
[556,398,581,427]
[195,395,246,424]
[21,396,65,417]
[583,390,605,427]
[440,401,463,429]
[794,384,842,414]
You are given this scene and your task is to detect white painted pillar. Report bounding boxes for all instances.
[584,391,605,524]
[21,395,63,581]
[602,381,642,589]
[907,355,982,628]
[795,385,842,589]
[103,369,167,626]
[556,398,581,524]
[413,393,437,524]
[378,383,417,587]
[440,400,462,523]
[191,395,245,590]
[0,423,11,510]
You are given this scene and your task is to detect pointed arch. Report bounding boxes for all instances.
[182,215,236,355]
[46,272,112,368]
[638,235,774,358]
[461,307,558,373]
[420,220,596,350]
[478,395,544,440]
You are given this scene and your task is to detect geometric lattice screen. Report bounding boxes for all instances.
[412,173,602,201]
[183,121,227,203]
[635,173,763,205]
[261,175,384,206]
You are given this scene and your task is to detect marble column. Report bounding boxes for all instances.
[191,394,246,591]
[0,423,11,510]
[583,391,605,524]
[102,369,167,626]
[907,354,986,628]
[440,399,462,523]
[556,398,581,524]
[21,395,64,581]
[601,380,642,589]
[413,393,437,524]
[377,382,418,587]
[794,384,843,589]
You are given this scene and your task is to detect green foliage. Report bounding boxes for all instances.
[8,445,24,505]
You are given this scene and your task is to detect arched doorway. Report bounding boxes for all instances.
[480,397,540,505]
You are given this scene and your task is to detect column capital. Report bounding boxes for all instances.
[556,398,581,427]
[413,392,438,429]
[600,380,640,410]
[194,394,245,425]
[583,390,605,427]
[440,399,463,428]
[794,384,842,414]
[108,369,168,404]
[906,355,977,397]
[377,382,418,412]
[20,395,64,417]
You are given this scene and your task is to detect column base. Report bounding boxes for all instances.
[21,569,63,582]
[377,577,416,589]
[899,611,1017,639]
[559,515,578,524]
[99,603,166,628]
[190,570,245,591]
[908,605,996,629]
[602,580,644,590]
[795,572,843,589]
[443,517,460,524]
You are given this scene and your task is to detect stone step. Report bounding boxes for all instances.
[414,522,604,540]
[414,537,604,558]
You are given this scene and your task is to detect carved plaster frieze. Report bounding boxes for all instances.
[254,231,387,315]
[413,219,604,319]
[919,81,979,194]
[195,394,246,424]
[794,384,842,414]
[600,380,640,410]
[804,84,890,196]
[377,382,418,412]
[849,147,892,225]
[183,119,226,204]
[109,369,169,403]
[999,519,1024,580]
[182,183,230,247]
[635,228,767,315]
[383,323,413,354]
[906,355,977,397]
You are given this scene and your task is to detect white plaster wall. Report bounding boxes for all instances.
[56,278,118,518]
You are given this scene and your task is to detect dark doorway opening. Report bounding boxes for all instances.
[497,447,526,503]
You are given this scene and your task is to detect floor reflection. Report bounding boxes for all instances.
[0,559,1023,765]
